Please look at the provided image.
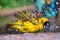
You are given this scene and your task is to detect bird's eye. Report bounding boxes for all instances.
[56,2,59,5]
[47,23,49,26]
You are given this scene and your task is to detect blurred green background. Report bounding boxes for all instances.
[0,0,33,27]
[0,0,33,9]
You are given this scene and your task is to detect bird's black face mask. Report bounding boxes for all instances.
[55,0,60,8]
[43,21,50,31]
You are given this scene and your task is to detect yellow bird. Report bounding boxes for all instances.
[10,17,48,33]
